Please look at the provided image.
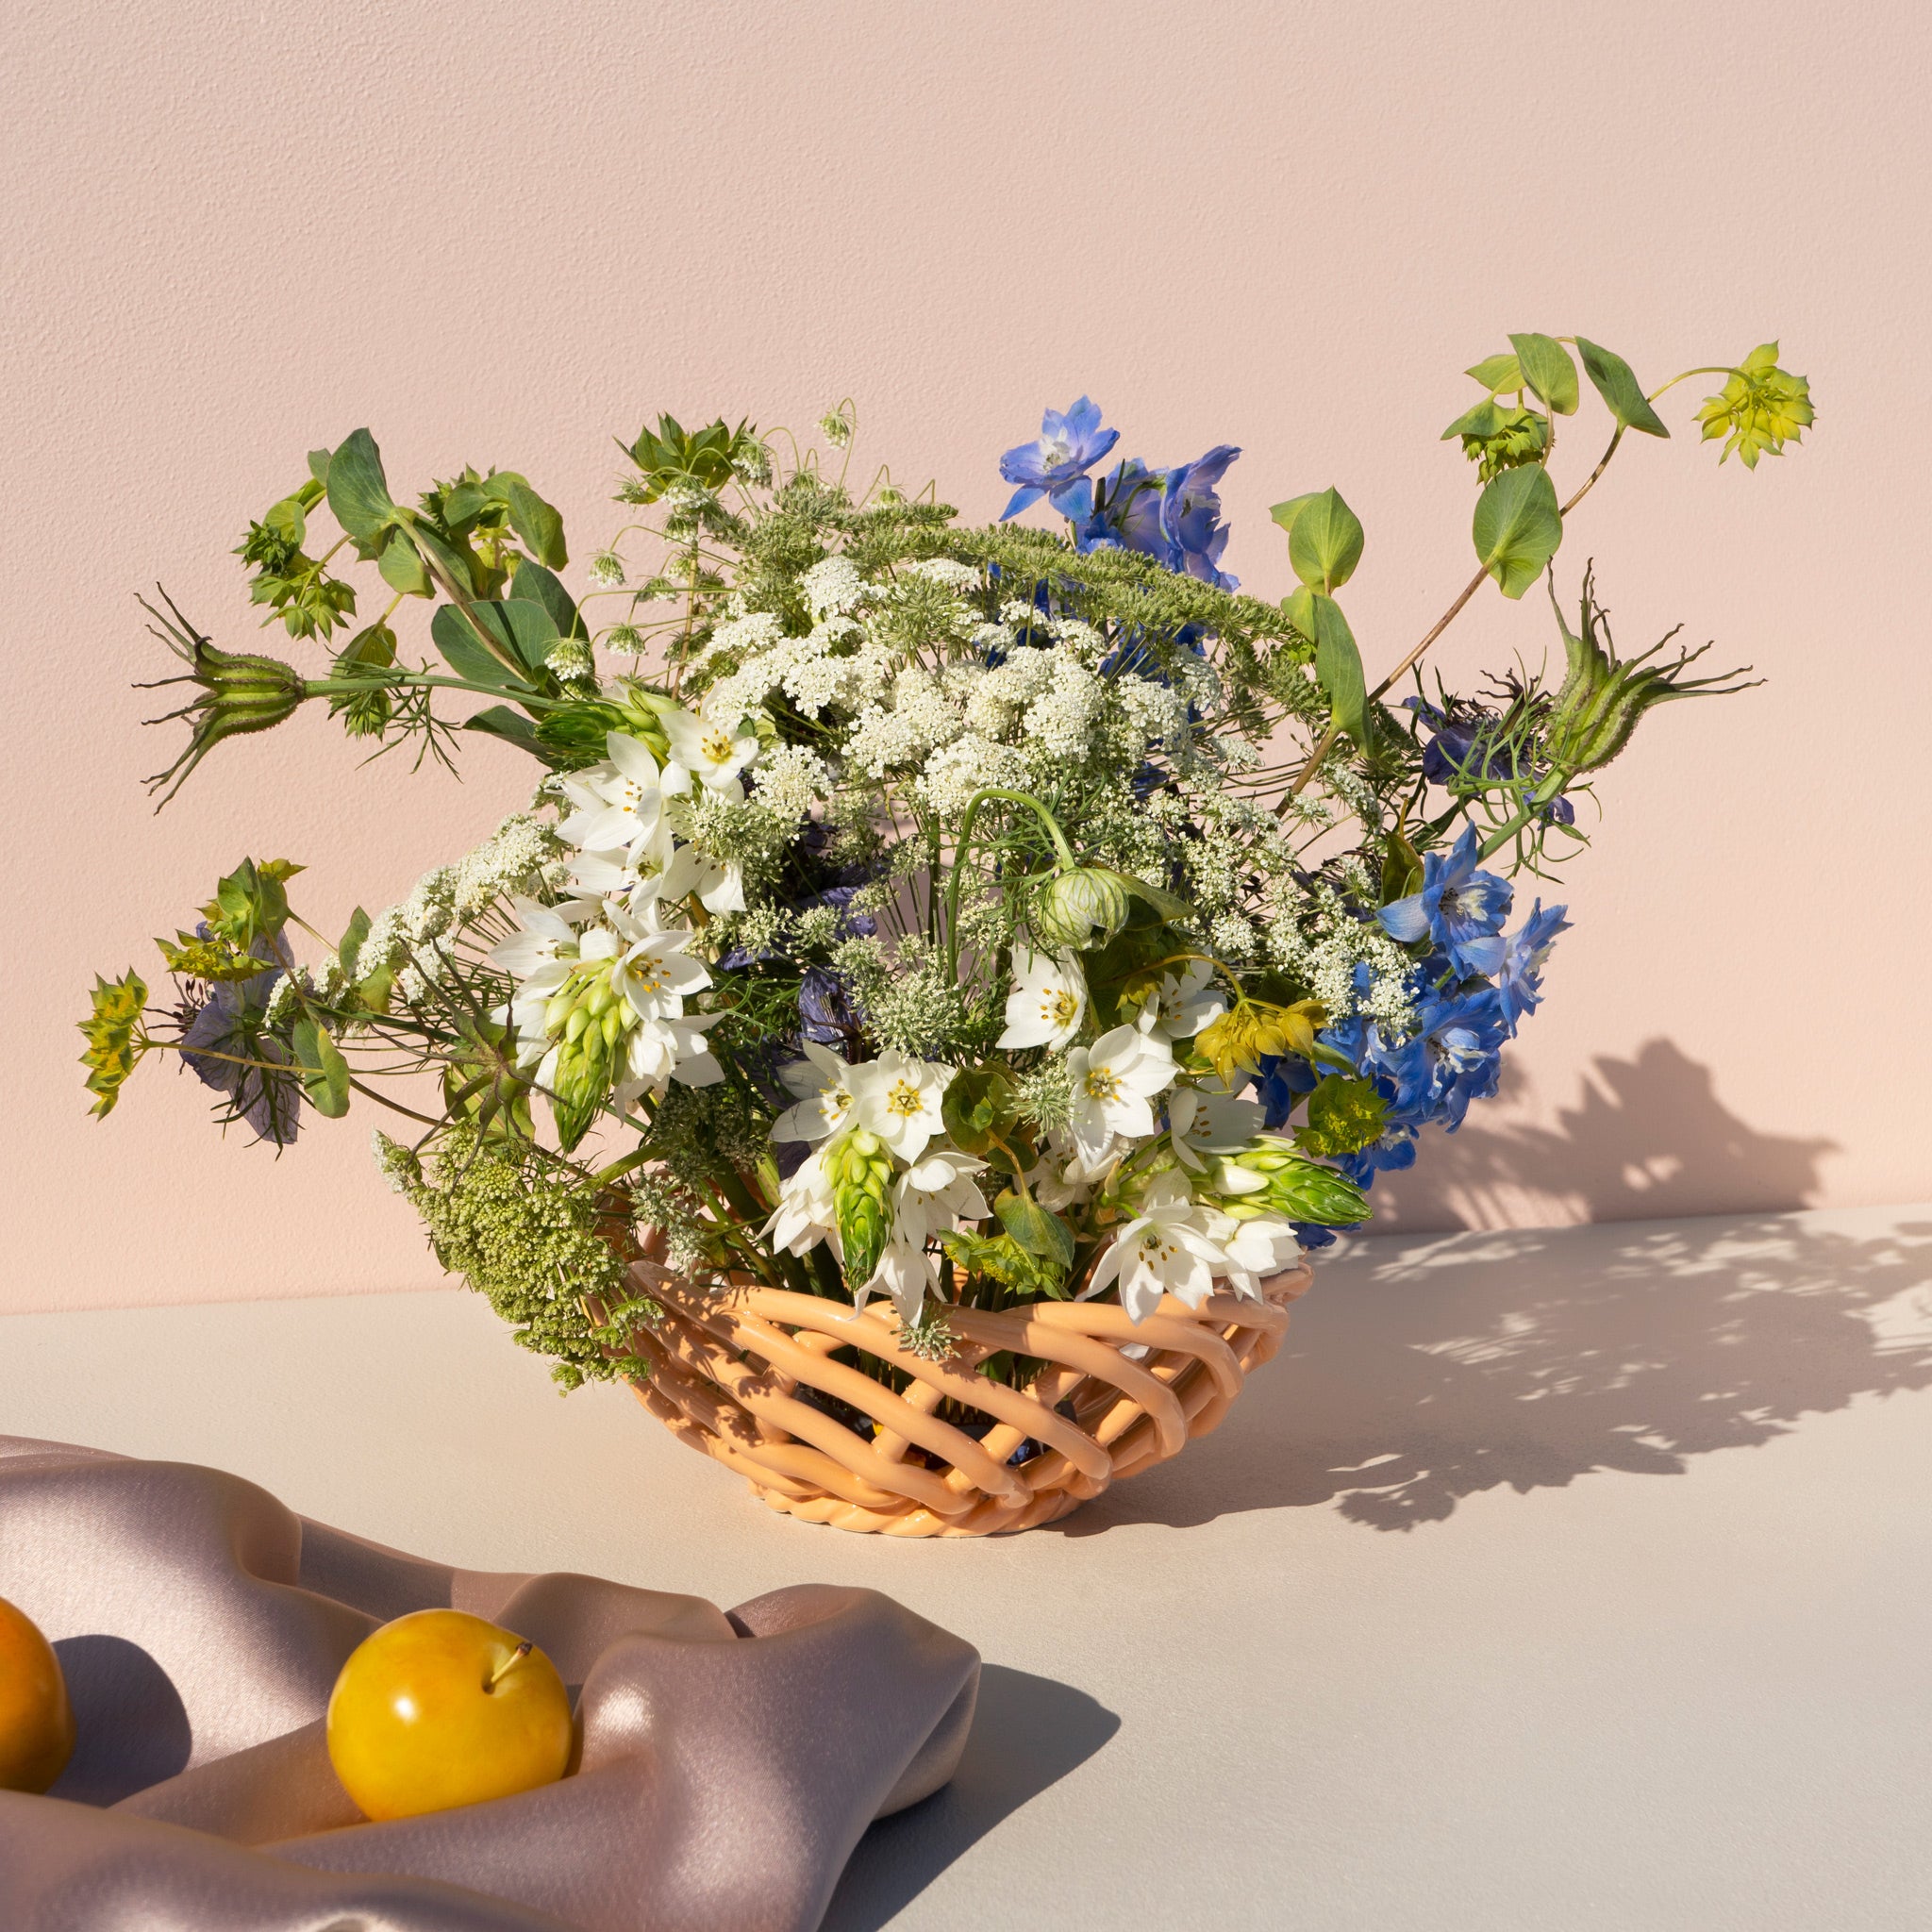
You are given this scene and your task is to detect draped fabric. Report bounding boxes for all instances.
[0,1437,980,1931]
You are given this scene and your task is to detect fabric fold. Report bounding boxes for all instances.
[0,1436,979,1932]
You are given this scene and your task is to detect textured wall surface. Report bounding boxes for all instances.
[4,1,1926,1313]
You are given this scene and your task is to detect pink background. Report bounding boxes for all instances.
[6,1,1926,1315]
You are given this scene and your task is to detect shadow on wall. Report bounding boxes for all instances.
[1369,1038,1838,1231]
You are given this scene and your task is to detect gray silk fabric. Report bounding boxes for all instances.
[0,1437,980,1931]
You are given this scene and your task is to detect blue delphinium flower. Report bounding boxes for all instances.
[1369,989,1507,1133]
[1377,825,1514,977]
[1159,444,1241,588]
[999,397,1120,520]
[1491,900,1571,1035]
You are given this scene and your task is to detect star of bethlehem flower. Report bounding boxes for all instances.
[996,949,1087,1051]
[1081,1174,1233,1323]
[557,732,673,864]
[659,701,759,793]
[1064,1017,1176,1169]
[858,1147,991,1324]
[846,1050,954,1162]
[1167,1082,1264,1170]
[765,1147,841,1258]
[1142,959,1227,1042]
[772,1039,858,1143]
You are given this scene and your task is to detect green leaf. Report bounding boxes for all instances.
[1472,464,1563,599]
[291,1016,351,1118]
[263,494,307,547]
[337,907,371,979]
[464,706,564,765]
[1284,486,1365,592]
[511,560,586,641]
[942,1063,1019,1158]
[429,604,531,691]
[505,479,568,569]
[324,429,397,545]
[995,1190,1074,1272]
[1091,866,1193,925]
[1465,353,1523,392]
[1268,491,1319,536]
[1441,398,1507,442]
[376,528,433,597]
[1507,333,1579,416]
[1286,588,1368,742]
[306,448,333,488]
[1574,338,1671,438]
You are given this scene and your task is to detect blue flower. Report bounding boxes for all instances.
[1159,444,1241,588]
[1492,899,1571,1035]
[1377,825,1514,977]
[999,397,1120,520]
[1369,989,1506,1133]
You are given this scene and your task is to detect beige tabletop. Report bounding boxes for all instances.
[4,1204,1931,1931]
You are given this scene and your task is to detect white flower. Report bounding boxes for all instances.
[858,1147,991,1323]
[1083,1175,1234,1323]
[658,841,745,916]
[847,1050,953,1162]
[996,950,1087,1050]
[764,1149,841,1258]
[557,733,672,863]
[772,1041,858,1143]
[612,1009,725,1108]
[1217,1214,1303,1298]
[659,702,759,793]
[801,555,866,620]
[607,903,711,1020]
[1064,1022,1175,1167]
[1167,1083,1264,1171]
[1143,959,1227,1041]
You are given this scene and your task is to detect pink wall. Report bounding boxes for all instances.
[6,1,1927,1314]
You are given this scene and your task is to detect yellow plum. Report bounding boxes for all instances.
[0,1594,75,1794]
[325,1608,574,1820]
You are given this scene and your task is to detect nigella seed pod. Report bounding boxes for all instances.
[1032,868,1131,951]
[139,588,310,808]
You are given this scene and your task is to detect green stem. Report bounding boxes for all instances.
[943,788,1078,980]
[1474,766,1574,863]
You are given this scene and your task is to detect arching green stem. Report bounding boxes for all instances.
[943,789,1078,981]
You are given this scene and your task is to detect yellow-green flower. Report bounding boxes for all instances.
[79,971,148,1117]
[1696,343,1814,469]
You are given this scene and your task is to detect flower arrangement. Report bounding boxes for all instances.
[83,336,1810,1438]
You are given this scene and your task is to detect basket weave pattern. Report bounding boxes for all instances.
[620,1257,1313,1536]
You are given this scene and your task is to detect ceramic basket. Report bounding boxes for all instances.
[612,1256,1313,1536]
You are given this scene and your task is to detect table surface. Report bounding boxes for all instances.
[5,1204,1932,1931]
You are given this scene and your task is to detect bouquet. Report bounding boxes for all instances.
[83,336,1812,1406]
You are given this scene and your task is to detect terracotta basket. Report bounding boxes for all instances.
[617,1256,1313,1536]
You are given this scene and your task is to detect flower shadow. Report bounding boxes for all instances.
[1056,1043,1932,1534]
[820,1664,1120,1931]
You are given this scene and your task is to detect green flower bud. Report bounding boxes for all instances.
[828,1128,894,1290]
[1222,1137,1370,1226]
[78,970,148,1118]
[1031,867,1131,951]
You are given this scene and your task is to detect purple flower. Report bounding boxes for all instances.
[179,974,303,1145]
[1369,990,1506,1133]
[798,965,862,1047]
[1377,825,1514,977]
[999,397,1121,520]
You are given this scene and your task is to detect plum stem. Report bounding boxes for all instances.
[486,1641,533,1692]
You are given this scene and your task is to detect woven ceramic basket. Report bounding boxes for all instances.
[613,1255,1313,1536]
